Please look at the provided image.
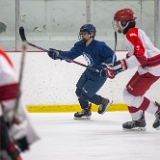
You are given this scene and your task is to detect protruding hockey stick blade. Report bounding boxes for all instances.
[19,26,27,42]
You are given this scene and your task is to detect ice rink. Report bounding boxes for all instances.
[21,112,160,160]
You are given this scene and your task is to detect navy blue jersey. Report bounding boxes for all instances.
[61,40,116,76]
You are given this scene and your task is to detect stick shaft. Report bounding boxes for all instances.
[112,31,117,65]
[12,44,26,125]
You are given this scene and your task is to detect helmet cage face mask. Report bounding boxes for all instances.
[78,32,94,41]
[112,20,130,33]
[112,20,119,33]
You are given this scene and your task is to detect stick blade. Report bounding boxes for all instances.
[19,26,26,42]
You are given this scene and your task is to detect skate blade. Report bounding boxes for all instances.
[74,116,91,120]
[123,127,146,131]
[100,100,113,115]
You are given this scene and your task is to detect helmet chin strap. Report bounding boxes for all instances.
[90,34,94,39]
[78,33,81,41]
[118,21,130,33]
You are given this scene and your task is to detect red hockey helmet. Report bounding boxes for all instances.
[114,8,135,22]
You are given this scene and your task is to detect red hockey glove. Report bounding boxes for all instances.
[106,59,127,79]
[106,64,115,79]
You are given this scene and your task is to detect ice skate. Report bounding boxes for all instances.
[98,98,111,115]
[152,101,160,130]
[74,109,91,120]
[74,104,92,120]
[122,116,146,131]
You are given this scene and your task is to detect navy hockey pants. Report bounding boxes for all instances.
[75,70,106,109]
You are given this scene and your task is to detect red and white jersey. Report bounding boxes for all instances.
[0,48,40,144]
[0,48,18,116]
[124,27,160,76]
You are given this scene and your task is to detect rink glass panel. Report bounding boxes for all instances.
[0,0,157,51]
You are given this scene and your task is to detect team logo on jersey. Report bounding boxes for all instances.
[130,33,137,37]
[83,52,94,66]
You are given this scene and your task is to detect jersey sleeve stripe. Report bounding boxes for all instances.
[0,83,19,101]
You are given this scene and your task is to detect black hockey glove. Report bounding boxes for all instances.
[47,48,62,60]
[15,136,29,152]
[100,63,107,77]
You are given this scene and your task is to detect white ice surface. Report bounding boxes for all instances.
[21,112,160,160]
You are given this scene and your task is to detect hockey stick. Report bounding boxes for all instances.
[110,32,117,105]
[12,42,27,124]
[112,31,117,65]
[114,31,117,52]
[19,26,99,73]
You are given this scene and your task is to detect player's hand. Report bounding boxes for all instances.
[106,64,115,79]
[47,48,60,60]
[100,63,107,77]
[15,136,29,152]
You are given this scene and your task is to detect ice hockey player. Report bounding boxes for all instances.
[104,8,160,130]
[0,47,40,159]
[47,24,116,119]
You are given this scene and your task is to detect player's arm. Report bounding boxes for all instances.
[125,28,148,68]
[47,42,82,61]
[99,43,117,77]
[105,53,146,79]
[105,52,144,79]
[100,42,117,64]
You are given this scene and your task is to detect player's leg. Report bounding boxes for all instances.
[74,72,92,119]
[152,101,160,129]
[122,105,146,130]
[74,88,92,119]
[123,71,160,130]
[80,74,110,114]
